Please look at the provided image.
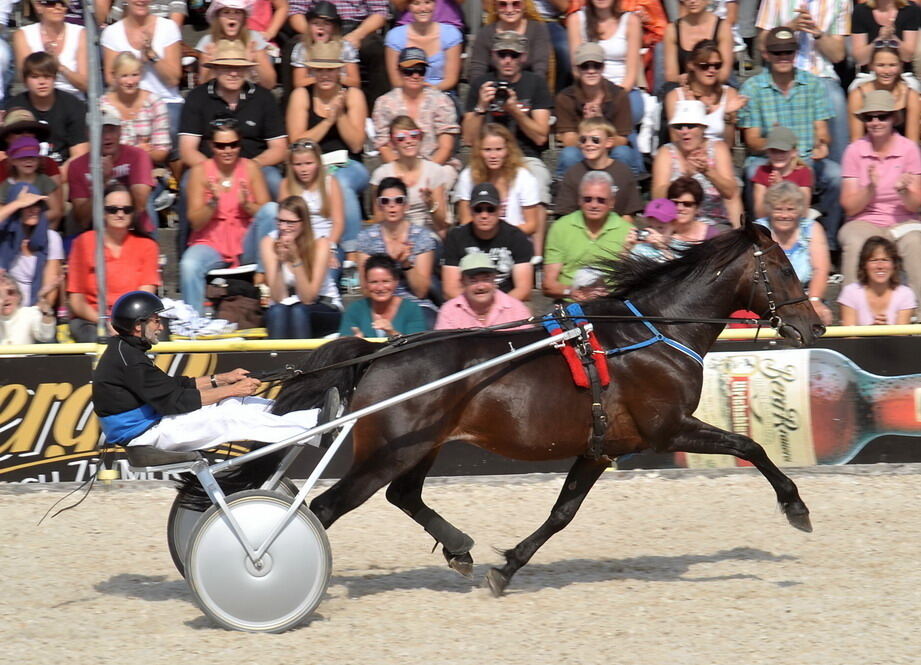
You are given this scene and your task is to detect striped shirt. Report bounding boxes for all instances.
[737,69,833,160]
[756,0,851,79]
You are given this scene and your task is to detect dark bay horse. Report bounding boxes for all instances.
[193,223,825,596]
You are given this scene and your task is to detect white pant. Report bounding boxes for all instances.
[128,397,319,452]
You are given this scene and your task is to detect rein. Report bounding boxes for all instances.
[265,241,800,382]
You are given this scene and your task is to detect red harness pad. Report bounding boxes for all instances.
[548,325,611,389]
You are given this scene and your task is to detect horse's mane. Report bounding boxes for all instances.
[601,228,756,299]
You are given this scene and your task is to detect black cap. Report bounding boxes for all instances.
[307,1,340,21]
[470,183,500,207]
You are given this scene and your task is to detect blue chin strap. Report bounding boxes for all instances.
[603,299,704,366]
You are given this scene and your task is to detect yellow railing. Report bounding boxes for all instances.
[1,325,920,356]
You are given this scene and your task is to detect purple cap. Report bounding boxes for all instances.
[643,198,677,223]
[6,135,41,160]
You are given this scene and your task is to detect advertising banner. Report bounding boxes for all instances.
[1,337,921,482]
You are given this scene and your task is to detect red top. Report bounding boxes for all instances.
[67,231,160,310]
[752,164,814,189]
[188,158,253,266]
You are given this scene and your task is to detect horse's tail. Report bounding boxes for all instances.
[175,337,380,512]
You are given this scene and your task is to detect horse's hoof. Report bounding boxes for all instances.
[444,548,474,578]
[484,568,508,597]
[783,503,813,533]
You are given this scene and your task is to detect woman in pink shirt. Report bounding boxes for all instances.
[838,236,916,325]
[181,118,270,314]
[839,89,921,304]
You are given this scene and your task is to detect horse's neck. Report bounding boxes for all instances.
[621,262,752,351]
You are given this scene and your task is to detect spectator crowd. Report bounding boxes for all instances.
[1,0,920,346]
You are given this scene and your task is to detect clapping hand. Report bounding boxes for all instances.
[687,148,709,174]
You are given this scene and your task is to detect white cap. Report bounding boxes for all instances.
[668,100,708,127]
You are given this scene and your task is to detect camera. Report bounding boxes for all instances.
[489,81,511,113]
[636,229,651,241]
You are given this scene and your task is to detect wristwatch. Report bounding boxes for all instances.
[474,106,487,116]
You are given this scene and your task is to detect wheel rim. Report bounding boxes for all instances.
[168,478,298,578]
[186,491,331,633]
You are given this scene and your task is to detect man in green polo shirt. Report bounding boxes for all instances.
[543,170,634,301]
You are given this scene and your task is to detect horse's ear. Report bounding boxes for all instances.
[740,216,760,242]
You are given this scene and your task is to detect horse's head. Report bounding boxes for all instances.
[743,223,826,346]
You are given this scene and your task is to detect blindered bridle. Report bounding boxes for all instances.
[751,242,808,331]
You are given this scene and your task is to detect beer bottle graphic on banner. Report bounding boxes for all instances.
[679,348,921,468]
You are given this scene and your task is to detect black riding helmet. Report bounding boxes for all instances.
[111,291,164,334]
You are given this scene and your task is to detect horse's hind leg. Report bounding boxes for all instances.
[486,455,611,597]
[308,429,441,530]
[385,449,476,578]
[667,416,812,532]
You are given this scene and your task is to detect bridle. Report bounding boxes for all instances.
[750,241,808,331]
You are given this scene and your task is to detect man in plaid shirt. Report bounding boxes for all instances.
[286,0,390,106]
[739,26,842,249]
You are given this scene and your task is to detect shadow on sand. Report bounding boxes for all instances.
[331,546,800,599]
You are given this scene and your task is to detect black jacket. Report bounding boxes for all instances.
[92,335,201,444]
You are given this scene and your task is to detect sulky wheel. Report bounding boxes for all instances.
[167,478,298,578]
[185,489,332,633]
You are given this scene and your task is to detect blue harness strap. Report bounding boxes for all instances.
[604,299,704,366]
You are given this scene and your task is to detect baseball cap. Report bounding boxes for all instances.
[399,47,428,68]
[470,183,500,207]
[307,0,340,21]
[765,27,797,53]
[459,253,499,275]
[764,126,798,152]
[493,31,528,53]
[574,42,605,66]
[101,108,122,127]
[643,198,677,224]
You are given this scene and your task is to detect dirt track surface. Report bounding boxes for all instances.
[2,466,919,665]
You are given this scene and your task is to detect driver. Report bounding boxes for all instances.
[92,291,329,455]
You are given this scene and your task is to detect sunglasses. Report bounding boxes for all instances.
[670,199,696,208]
[209,117,238,129]
[582,196,608,205]
[696,62,723,71]
[771,50,795,57]
[289,139,318,151]
[105,205,135,215]
[862,112,893,122]
[579,135,603,145]
[400,66,427,77]
[874,39,899,49]
[213,140,241,150]
[377,195,406,206]
[496,50,523,60]
[473,204,498,213]
[394,129,422,142]
[671,123,699,131]
[277,217,302,225]
[578,61,603,72]
[497,0,522,8]
[38,0,67,6]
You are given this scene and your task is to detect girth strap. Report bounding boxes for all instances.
[554,305,610,461]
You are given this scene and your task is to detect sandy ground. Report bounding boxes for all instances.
[2,465,919,665]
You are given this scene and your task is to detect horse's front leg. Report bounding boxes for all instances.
[486,455,611,597]
[385,448,476,577]
[666,416,812,532]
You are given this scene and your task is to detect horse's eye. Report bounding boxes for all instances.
[781,267,794,278]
